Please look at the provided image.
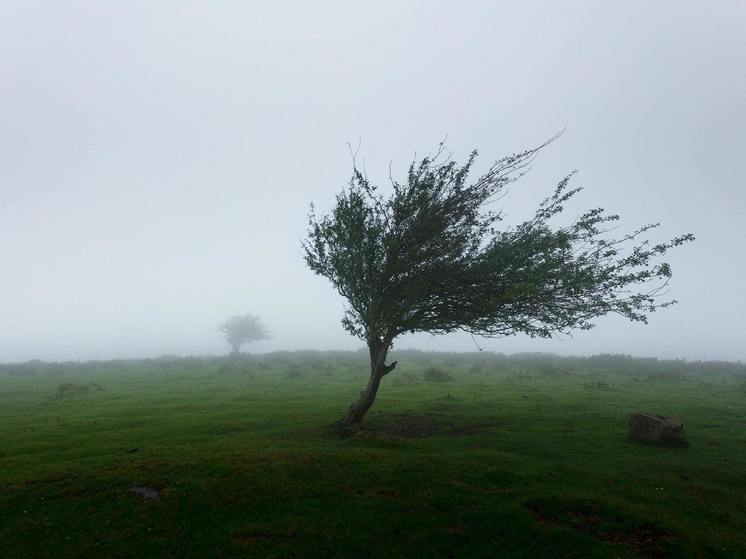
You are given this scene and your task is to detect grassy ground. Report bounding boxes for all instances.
[1,352,745,558]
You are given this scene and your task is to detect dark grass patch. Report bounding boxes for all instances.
[526,496,673,557]
[365,414,503,438]
[284,366,304,379]
[452,467,518,495]
[232,523,327,554]
[369,413,451,438]
[205,423,249,436]
[55,382,104,398]
[392,371,418,385]
[584,380,610,390]
[23,474,70,486]
[423,366,454,382]
[627,435,690,449]
[450,420,505,435]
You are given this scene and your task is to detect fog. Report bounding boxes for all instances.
[1,1,744,363]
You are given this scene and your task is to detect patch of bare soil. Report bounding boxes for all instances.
[367,414,504,438]
[527,498,670,558]
[376,413,450,437]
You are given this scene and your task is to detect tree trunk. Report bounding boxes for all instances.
[333,338,397,431]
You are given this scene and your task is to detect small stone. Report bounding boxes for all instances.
[127,486,159,500]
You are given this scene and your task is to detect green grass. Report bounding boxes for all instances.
[1,353,745,558]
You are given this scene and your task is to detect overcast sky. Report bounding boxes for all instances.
[1,1,744,363]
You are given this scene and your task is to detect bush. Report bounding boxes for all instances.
[393,371,417,385]
[468,363,485,375]
[423,366,453,382]
[56,382,103,398]
[285,366,303,379]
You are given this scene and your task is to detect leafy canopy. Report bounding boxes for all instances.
[303,139,693,346]
[218,314,270,350]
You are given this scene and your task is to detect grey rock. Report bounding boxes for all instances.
[127,486,160,500]
[629,413,685,445]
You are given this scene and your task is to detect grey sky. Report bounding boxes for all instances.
[1,1,744,362]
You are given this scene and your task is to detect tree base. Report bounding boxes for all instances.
[329,419,362,437]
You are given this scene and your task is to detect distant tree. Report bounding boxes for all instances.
[218,314,269,354]
[303,137,693,430]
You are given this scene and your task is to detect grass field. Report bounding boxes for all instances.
[1,351,745,558]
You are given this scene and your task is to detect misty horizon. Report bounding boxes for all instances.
[2,2,744,363]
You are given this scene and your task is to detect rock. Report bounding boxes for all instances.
[127,486,160,500]
[629,413,685,445]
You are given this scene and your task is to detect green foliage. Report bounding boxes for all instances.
[303,138,694,345]
[217,313,270,353]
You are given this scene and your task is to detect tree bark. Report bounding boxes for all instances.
[333,338,397,430]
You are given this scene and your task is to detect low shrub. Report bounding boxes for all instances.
[56,382,104,398]
[423,366,453,382]
[468,363,485,375]
[285,366,303,379]
[393,371,417,385]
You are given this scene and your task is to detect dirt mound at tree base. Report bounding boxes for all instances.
[358,413,502,438]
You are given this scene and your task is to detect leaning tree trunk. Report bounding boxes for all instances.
[334,338,397,430]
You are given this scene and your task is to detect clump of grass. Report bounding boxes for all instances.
[468,363,485,375]
[423,366,453,383]
[645,370,685,382]
[393,371,418,385]
[56,382,104,398]
[285,366,303,379]
[584,380,610,390]
[539,364,572,376]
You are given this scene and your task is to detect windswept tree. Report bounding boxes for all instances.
[303,138,693,429]
[218,314,270,354]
